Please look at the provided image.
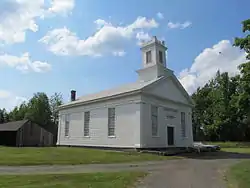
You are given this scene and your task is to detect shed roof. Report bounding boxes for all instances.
[0,120,28,131]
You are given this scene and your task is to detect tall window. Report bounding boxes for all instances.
[181,112,186,137]
[65,114,70,137]
[151,105,158,136]
[146,51,152,63]
[108,108,115,136]
[159,51,163,63]
[84,111,90,136]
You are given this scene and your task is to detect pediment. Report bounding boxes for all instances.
[143,76,194,106]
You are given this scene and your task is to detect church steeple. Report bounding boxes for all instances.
[140,36,167,68]
[136,36,173,82]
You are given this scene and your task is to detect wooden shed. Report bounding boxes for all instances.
[0,120,54,147]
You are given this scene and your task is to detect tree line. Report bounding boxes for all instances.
[192,19,250,141]
[0,92,63,129]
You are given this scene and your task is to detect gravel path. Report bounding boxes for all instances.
[0,154,248,188]
[136,158,240,188]
[0,161,167,175]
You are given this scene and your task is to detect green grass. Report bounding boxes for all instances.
[0,147,179,166]
[0,171,146,188]
[222,148,250,154]
[206,142,250,148]
[227,160,250,188]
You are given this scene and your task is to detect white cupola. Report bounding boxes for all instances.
[136,36,173,82]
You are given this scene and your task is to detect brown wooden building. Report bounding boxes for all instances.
[0,120,54,147]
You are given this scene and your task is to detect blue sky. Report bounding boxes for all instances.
[0,0,249,110]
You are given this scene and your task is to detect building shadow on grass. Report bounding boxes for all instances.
[178,151,250,160]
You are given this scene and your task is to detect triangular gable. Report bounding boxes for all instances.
[142,76,194,106]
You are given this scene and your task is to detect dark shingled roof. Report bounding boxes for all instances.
[0,120,28,131]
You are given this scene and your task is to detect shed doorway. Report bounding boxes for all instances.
[0,131,17,146]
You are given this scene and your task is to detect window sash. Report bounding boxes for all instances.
[151,105,158,136]
[181,112,186,137]
[108,108,115,136]
[152,115,158,136]
[65,114,70,137]
[84,111,90,136]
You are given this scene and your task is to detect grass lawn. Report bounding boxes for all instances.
[222,147,250,154]
[227,160,250,188]
[0,171,146,188]
[206,142,250,148]
[0,147,179,166]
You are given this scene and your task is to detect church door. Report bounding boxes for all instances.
[167,126,174,146]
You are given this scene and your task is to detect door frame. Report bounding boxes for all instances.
[166,124,175,147]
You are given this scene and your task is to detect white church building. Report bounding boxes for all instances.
[57,36,194,149]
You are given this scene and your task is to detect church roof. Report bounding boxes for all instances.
[59,77,163,109]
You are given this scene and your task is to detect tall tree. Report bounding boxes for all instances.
[8,102,28,121]
[192,18,250,141]
[0,108,9,123]
[234,19,250,140]
[26,92,52,126]
[234,19,250,59]
[50,92,63,125]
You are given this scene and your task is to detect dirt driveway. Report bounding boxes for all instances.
[136,158,236,188]
[137,151,250,188]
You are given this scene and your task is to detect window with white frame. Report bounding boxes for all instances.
[65,114,70,137]
[84,111,90,136]
[151,105,158,136]
[181,112,186,137]
[146,51,152,63]
[108,108,115,136]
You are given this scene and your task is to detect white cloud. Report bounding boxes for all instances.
[167,21,192,29]
[129,17,158,29]
[178,40,247,94]
[47,0,75,16]
[39,16,159,56]
[0,0,75,44]
[136,31,151,45]
[94,19,112,29]
[0,52,51,73]
[0,90,27,111]
[0,0,43,44]
[156,12,164,20]
[112,51,126,57]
